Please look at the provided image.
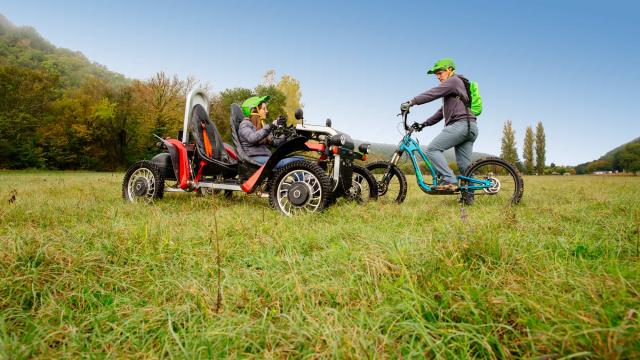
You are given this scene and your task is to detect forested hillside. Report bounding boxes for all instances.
[0,14,299,171]
[575,137,640,174]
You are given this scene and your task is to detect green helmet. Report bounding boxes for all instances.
[241,95,270,117]
[427,58,456,74]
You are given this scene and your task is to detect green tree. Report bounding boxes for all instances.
[209,87,255,142]
[276,74,303,124]
[0,64,59,168]
[613,142,640,173]
[535,121,546,175]
[146,72,191,138]
[254,84,286,122]
[500,120,519,165]
[43,77,115,169]
[523,126,534,175]
[586,159,612,173]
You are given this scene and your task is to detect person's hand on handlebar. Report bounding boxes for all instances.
[272,115,287,129]
[411,122,425,131]
[400,101,412,112]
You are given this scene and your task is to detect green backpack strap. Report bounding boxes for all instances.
[456,75,473,136]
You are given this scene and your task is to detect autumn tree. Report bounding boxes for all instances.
[43,77,117,169]
[277,75,303,124]
[146,72,194,138]
[500,120,519,165]
[535,121,546,175]
[523,126,534,174]
[0,64,59,168]
[254,84,286,122]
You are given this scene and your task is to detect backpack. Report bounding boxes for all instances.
[457,75,483,116]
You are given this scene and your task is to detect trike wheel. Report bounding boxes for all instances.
[463,157,524,205]
[348,164,378,203]
[366,161,407,204]
[122,160,164,203]
[269,160,332,216]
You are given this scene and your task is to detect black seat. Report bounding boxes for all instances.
[230,104,262,167]
[190,104,236,165]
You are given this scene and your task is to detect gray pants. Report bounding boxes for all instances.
[425,120,479,184]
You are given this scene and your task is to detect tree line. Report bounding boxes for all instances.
[0,67,301,171]
[574,140,640,174]
[500,120,551,174]
[501,119,639,174]
[0,16,302,171]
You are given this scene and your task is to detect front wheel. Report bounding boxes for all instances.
[347,164,379,204]
[269,160,333,216]
[366,161,407,204]
[462,157,524,205]
[122,160,165,203]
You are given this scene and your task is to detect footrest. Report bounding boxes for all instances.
[427,189,460,195]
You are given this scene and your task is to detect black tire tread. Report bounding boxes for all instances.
[268,160,333,215]
[351,164,379,201]
[464,156,524,204]
[366,160,407,204]
[122,160,165,202]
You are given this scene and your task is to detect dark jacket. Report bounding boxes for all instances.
[412,75,476,127]
[238,118,273,158]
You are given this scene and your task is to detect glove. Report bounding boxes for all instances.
[400,101,412,112]
[273,115,287,128]
[411,122,424,131]
[270,116,285,130]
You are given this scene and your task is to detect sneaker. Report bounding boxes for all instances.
[435,182,458,191]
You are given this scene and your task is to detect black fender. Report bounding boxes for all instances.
[150,153,176,180]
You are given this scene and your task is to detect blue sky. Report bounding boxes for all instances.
[2,0,639,165]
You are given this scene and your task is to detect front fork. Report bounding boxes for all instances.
[382,151,403,184]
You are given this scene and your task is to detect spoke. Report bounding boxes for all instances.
[277,169,323,215]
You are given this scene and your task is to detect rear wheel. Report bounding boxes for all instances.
[347,164,378,203]
[366,161,407,204]
[122,160,164,203]
[269,160,332,216]
[462,157,524,205]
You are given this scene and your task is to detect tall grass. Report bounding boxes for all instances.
[1,171,638,358]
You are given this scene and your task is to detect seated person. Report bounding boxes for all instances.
[239,96,300,168]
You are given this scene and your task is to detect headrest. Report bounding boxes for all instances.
[192,104,209,125]
[230,103,245,129]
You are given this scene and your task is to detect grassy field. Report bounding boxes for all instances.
[0,171,639,358]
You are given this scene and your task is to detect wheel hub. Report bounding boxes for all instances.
[483,177,501,194]
[133,178,149,196]
[288,182,310,206]
[349,180,363,199]
[377,181,388,196]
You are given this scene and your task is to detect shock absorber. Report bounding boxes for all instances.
[382,151,403,184]
[389,151,402,166]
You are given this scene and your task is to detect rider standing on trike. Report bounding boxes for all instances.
[400,58,478,198]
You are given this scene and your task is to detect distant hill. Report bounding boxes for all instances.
[575,137,640,174]
[600,137,640,161]
[0,13,128,89]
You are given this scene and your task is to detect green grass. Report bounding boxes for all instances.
[1,171,639,358]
